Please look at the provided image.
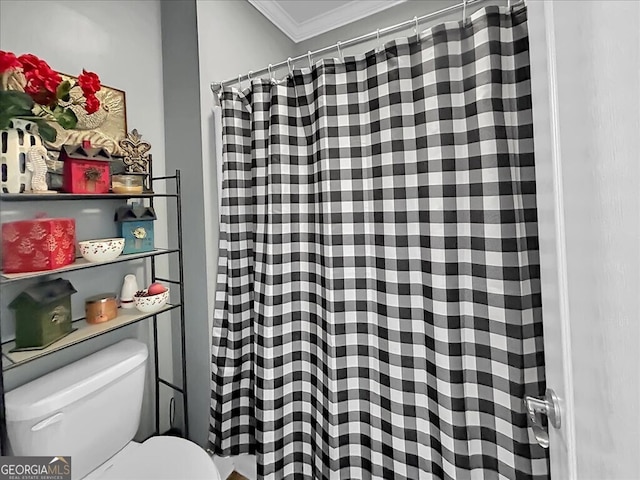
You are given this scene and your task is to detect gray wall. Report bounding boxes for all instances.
[161,0,295,448]
[160,0,207,446]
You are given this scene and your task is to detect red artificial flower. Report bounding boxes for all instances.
[25,82,56,106]
[37,66,61,93]
[84,94,100,114]
[24,64,62,106]
[25,84,55,106]
[0,50,21,73]
[77,69,100,95]
[17,53,44,73]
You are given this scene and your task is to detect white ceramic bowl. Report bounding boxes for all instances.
[134,288,169,313]
[78,238,125,263]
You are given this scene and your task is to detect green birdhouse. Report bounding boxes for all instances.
[9,278,77,350]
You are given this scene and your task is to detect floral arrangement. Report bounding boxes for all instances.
[0,50,101,142]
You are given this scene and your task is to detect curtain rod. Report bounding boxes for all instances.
[210,0,519,93]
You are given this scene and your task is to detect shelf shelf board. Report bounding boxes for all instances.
[1,304,181,371]
[0,192,178,201]
[0,248,178,284]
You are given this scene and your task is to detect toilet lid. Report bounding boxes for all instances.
[99,437,221,480]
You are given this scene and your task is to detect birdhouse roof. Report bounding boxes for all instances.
[9,278,77,308]
[61,144,112,162]
[114,205,157,222]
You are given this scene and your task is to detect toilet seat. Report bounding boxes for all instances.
[89,436,221,480]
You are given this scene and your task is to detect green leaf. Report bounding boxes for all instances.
[56,80,72,101]
[53,108,77,130]
[0,90,34,111]
[32,119,57,142]
[0,90,35,120]
[0,115,12,130]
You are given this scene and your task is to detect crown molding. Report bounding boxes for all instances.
[248,0,407,43]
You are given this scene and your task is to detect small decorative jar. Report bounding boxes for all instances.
[111,174,144,194]
[0,119,43,193]
[120,274,139,309]
[85,293,118,324]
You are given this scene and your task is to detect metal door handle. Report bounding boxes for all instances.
[524,388,561,448]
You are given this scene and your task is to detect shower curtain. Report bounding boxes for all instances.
[210,5,548,479]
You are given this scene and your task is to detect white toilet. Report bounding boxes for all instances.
[5,339,222,480]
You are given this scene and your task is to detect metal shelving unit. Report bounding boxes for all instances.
[0,248,178,284]
[0,192,177,201]
[1,304,181,370]
[0,170,188,455]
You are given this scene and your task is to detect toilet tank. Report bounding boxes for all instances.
[5,339,148,480]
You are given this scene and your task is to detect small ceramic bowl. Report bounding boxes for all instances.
[134,288,169,314]
[78,238,125,263]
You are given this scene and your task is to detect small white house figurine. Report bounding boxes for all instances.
[26,145,56,194]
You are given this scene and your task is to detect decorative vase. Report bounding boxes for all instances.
[1,119,43,194]
[120,274,139,310]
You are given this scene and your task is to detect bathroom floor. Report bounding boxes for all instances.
[227,473,248,480]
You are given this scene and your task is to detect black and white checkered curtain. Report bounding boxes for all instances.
[210,5,548,479]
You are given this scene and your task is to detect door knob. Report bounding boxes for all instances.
[524,388,561,448]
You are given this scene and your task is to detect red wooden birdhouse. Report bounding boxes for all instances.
[60,140,112,194]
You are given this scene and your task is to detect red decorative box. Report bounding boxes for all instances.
[60,141,112,194]
[2,218,76,273]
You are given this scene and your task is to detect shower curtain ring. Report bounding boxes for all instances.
[462,0,468,24]
[287,57,294,74]
[238,74,242,86]
[308,51,313,69]
[507,0,512,7]
[248,70,253,81]
[376,29,381,52]
[337,41,343,62]
[414,16,420,41]
[268,64,274,82]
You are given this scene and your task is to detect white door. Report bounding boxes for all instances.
[527,1,640,479]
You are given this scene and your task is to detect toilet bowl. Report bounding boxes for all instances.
[5,339,221,480]
[85,437,221,480]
